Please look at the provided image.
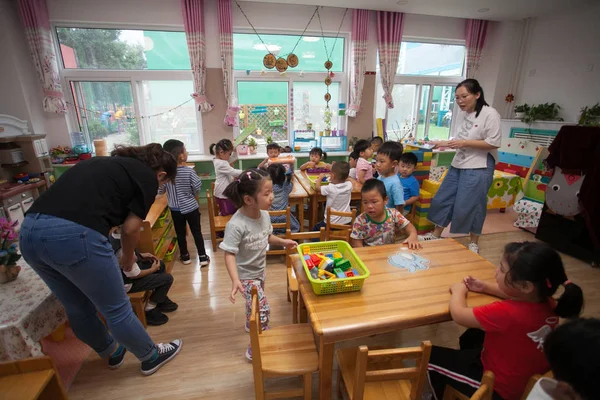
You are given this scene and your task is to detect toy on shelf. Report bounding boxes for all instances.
[297,241,370,295]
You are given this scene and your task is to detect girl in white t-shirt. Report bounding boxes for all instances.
[210,139,242,216]
[311,161,353,231]
[421,79,501,254]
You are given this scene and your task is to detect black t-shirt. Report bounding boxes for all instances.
[28,157,158,237]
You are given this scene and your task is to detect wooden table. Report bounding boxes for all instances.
[289,176,309,232]
[293,170,362,229]
[291,239,499,399]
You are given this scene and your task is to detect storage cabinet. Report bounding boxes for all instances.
[137,195,179,269]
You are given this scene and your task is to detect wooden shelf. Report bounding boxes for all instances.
[151,219,172,248]
[156,226,176,260]
[145,195,168,227]
[1,161,29,168]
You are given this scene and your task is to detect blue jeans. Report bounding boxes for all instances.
[427,154,495,235]
[19,214,157,361]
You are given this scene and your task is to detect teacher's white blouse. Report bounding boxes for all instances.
[451,105,501,169]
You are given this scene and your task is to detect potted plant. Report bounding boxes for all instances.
[514,104,529,119]
[323,108,332,136]
[522,103,563,124]
[579,103,600,126]
[0,218,22,284]
[266,134,274,145]
[247,137,257,155]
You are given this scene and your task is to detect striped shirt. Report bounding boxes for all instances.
[157,165,201,214]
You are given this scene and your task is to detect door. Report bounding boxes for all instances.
[7,203,25,228]
[21,197,34,213]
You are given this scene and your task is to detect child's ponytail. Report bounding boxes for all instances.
[504,242,584,319]
[209,143,217,155]
[223,168,269,208]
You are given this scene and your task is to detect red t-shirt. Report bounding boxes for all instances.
[473,300,558,400]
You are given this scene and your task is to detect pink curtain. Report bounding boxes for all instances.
[465,19,489,78]
[347,9,369,118]
[17,0,67,114]
[218,0,236,126]
[182,0,213,113]
[376,11,404,109]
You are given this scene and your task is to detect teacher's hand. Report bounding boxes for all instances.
[120,252,137,272]
[446,140,468,149]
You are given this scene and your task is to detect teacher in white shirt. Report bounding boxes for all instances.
[421,79,501,254]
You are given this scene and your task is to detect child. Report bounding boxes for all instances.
[526,318,599,400]
[398,152,420,215]
[160,140,209,266]
[376,141,405,212]
[219,168,297,361]
[300,147,332,171]
[282,145,293,153]
[348,151,358,180]
[312,161,353,231]
[266,164,299,233]
[353,139,374,184]
[258,143,289,172]
[370,136,383,154]
[428,241,584,400]
[350,179,420,248]
[109,228,178,326]
[210,139,242,216]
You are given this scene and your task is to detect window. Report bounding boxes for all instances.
[376,40,465,140]
[55,27,202,152]
[233,33,347,145]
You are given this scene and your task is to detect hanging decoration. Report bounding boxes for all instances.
[235,1,318,70]
[316,6,348,127]
[64,98,195,121]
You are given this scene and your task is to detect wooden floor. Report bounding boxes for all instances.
[67,216,600,399]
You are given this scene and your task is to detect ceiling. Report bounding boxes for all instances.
[247,0,591,21]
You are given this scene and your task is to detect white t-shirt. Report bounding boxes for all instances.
[451,105,501,169]
[349,167,357,180]
[213,158,242,199]
[525,378,557,400]
[320,181,353,224]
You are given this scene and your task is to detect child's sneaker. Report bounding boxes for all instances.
[199,254,210,267]
[156,297,178,313]
[468,242,480,254]
[245,345,252,361]
[419,232,441,241]
[145,308,168,326]
[141,339,183,376]
[108,345,127,370]
[180,253,191,265]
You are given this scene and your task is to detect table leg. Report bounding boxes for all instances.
[298,199,305,232]
[298,290,307,323]
[310,195,318,229]
[318,336,334,400]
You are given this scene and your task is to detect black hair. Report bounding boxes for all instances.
[456,78,489,118]
[503,242,583,318]
[377,141,403,162]
[309,147,327,160]
[544,318,600,400]
[111,143,177,181]
[209,139,234,155]
[361,178,386,199]
[266,163,289,186]
[223,168,270,208]
[331,161,350,181]
[266,143,281,152]
[400,152,418,166]
[163,139,185,161]
[282,146,293,153]
[349,151,358,161]
[354,139,371,156]
[370,136,383,145]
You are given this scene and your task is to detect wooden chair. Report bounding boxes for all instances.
[443,371,495,400]
[267,207,291,256]
[207,186,232,252]
[326,207,357,241]
[285,227,326,323]
[248,286,318,400]
[0,356,68,399]
[336,341,432,400]
[520,371,553,400]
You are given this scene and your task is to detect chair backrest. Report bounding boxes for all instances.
[285,228,326,269]
[206,188,218,231]
[249,287,265,394]
[210,182,220,216]
[268,206,291,233]
[443,371,495,400]
[326,207,357,241]
[519,371,553,400]
[353,341,432,400]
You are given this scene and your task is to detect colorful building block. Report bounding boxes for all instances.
[334,268,346,279]
[303,246,310,255]
[345,271,354,277]
[334,258,352,271]
[333,252,342,259]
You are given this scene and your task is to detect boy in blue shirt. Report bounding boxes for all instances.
[398,152,420,216]
[375,141,404,212]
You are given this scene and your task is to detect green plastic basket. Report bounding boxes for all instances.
[297,241,370,295]
[155,209,169,228]
[163,238,178,262]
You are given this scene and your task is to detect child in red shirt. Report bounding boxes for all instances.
[427,241,584,400]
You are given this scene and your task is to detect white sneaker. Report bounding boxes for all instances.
[418,232,441,241]
[468,242,479,254]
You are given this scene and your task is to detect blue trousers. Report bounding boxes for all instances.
[428,154,495,235]
[19,214,157,361]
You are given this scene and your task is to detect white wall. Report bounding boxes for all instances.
[518,2,600,123]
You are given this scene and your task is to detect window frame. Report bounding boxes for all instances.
[232,28,349,145]
[52,22,205,153]
[375,37,466,140]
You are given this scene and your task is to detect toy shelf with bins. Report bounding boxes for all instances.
[137,195,179,269]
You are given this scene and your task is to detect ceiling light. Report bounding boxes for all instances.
[477,8,490,12]
[302,37,320,42]
[396,0,408,4]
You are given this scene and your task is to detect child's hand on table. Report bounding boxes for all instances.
[464,276,486,293]
[317,173,327,181]
[403,235,422,250]
[230,279,244,304]
[281,239,298,250]
[450,282,468,295]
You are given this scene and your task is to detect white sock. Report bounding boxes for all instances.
[145,302,157,311]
